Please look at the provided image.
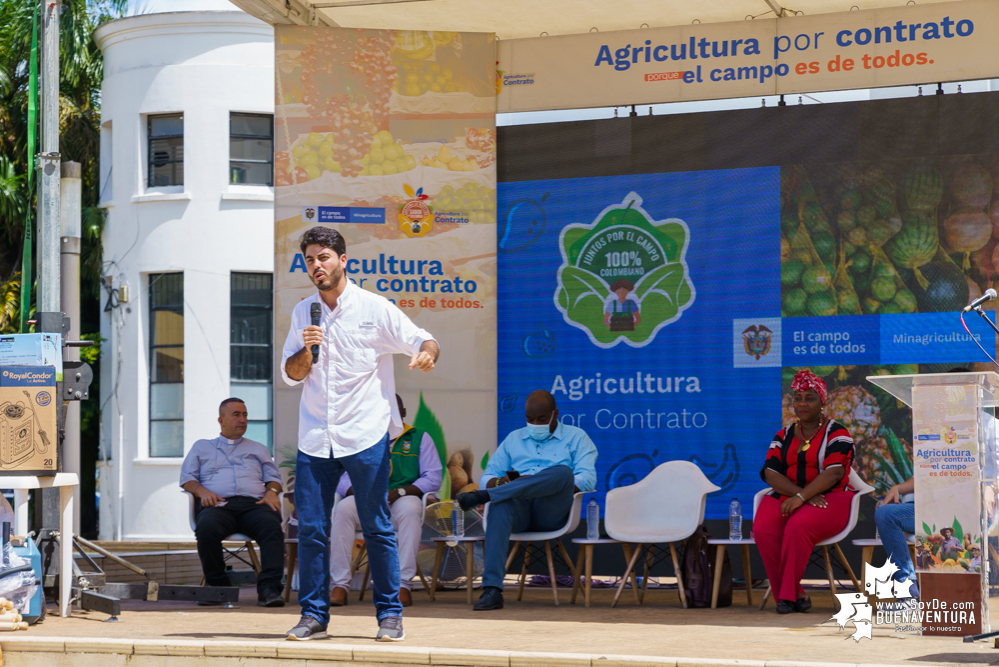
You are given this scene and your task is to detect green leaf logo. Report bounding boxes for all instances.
[554,192,695,348]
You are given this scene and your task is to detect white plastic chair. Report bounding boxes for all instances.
[332,490,437,600]
[604,461,720,608]
[482,491,591,605]
[184,491,261,584]
[755,468,874,609]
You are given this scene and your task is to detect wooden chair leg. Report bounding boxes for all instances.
[246,541,262,574]
[556,540,578,583]
[833,542,861,592]
[584,544,594,608]
[759,585,771,610]
[415,562,432,600]
[518,544,533,602]
[505,541,521,573]
[639,546,653,604]
[429,542,445,602]
[612,543,643,608]
[571,547,585,605]
[466,542,476,605]
[544,541,559,606]
[740,544,754,606]
[822,545,837,609]
[350,543,367,578]
[620,543,642,605]
[710,544,725,609]
[359,562,371,601]
[669,542,687,609]
[283,542,298,602]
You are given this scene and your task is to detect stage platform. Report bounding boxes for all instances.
[3,585,998,667]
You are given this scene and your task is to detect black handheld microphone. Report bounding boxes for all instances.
[963,288,997,312]
[310,302,321,364]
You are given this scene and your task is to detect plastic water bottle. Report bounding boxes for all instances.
[586,498,600,540]
[729,498,742,540]
[453,505,465,539]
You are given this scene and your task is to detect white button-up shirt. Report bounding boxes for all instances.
[281,282,436,458]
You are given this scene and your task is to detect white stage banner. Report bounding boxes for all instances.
[498,0,999,112]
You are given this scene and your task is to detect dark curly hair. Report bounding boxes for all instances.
[300,226,346,257]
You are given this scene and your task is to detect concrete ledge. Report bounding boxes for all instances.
[0,637,952,667]
[276,643,354,661]
[510,652,592,667]
[64,637,135,654]
[352,644,431,664]
[593,656,678,667]
[430,647,511,666]
[132,639,206,656]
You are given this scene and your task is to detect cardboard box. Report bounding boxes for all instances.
[0,367,57,475]
[0,334,62,380]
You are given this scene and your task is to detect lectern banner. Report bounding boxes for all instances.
[911,383,983,574]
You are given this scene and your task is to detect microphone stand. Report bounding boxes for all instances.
[962,304,999,643]
[972,306,999,338]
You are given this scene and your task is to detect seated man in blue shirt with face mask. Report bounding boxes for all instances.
[457,390,597,611]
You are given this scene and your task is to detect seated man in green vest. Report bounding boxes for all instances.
[329,395,442,608]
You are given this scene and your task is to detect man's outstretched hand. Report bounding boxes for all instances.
[409,339,439,372]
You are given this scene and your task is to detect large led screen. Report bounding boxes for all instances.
[497,93,999,518]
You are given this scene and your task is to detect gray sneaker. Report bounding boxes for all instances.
[376,615,405,642]
[285,615,328,641]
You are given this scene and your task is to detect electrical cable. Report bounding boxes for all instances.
[960,310,999,369]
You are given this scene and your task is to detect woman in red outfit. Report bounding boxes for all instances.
[755,369,856,615]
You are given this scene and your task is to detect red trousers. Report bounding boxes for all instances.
[753,490,853,602]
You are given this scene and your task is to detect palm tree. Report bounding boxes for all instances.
[0,0,127,537]
[0,0,126,330]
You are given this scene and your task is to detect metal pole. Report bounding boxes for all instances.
[60,161,80,534]
[36,0,62,577]
[38,0,61,313]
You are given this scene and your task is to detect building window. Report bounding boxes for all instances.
[148,113,183,187]
[229,113,273,186]
[230,273,272,452]
[149,273,184,457]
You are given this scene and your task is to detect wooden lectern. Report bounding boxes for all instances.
[868,371,997,637]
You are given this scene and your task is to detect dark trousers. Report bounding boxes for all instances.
[194,495,284,596]
[482,465,575,589]
[295,433,401,625]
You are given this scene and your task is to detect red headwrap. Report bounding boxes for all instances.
[791,369,827,404]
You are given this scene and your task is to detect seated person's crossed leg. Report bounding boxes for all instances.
[457,390,598,611]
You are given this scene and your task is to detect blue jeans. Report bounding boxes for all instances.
[874,501,918,597]
[295,434,402,625]
[482,465,575,589]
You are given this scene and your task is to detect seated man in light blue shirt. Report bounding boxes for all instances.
[180,397,285,607]
[457,390,597,611]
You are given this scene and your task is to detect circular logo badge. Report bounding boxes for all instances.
[35,391,51,407]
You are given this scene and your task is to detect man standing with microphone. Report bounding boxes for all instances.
[281,227,439,642]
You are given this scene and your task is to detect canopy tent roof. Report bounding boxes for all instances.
[228,0,966,39]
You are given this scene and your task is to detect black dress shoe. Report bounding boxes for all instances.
[457,490,490,512]
[794,597,811,613]
[258,591,285,607]
[776,600,795,615]
[473,586,504,611]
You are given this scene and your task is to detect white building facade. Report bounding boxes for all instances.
[96,11,276,541]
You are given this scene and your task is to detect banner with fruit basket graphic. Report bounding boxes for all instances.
[272,27,498,519]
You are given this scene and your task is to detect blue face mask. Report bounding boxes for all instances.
[526,415,554,442]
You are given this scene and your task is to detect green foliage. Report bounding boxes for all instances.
[412,393,448,498]
[79,331,104,365]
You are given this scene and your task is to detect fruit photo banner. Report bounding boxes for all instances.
[273,28,498,505]
[497,91,999,519]
[498,0,999,112]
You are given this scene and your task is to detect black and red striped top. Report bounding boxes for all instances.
[761,418,855,497]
